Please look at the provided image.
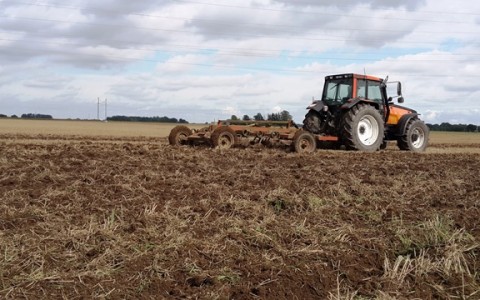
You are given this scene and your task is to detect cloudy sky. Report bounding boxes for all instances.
[0,0,479,124]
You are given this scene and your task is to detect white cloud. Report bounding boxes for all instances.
[272,106,283,113]
[423,110,439,122]
[156,54,208,74]
[222,106,240,117]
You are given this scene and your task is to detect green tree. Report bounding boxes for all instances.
[21,113,53,119]
[253,113,264,121]
[230,115,239,121]
[280,110,293,121]
[267,113,280,121]
[242,115,251,121]
[466,124,477,132]
[427,122,479,132]
[267,110,292,121]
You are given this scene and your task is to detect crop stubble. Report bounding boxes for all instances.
[0,131,479,299]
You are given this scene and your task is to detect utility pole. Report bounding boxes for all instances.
[96,97,109,121]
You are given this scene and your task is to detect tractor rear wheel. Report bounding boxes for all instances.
[292,130,317,153]
[168,125,192,146]
[342,104,384,152]
[211,126,237,149]
[397,119,429,152]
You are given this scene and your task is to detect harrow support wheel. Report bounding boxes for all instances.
[211,126,237,149]
[292,130,316,153]
[168,125,192,146]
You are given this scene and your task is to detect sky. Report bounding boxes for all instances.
[0,0,479,124]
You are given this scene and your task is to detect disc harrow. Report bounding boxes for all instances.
[169,119,339,153]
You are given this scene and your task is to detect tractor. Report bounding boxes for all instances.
[299,73,429,152]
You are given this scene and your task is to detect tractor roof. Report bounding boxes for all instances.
[325,73,383,82]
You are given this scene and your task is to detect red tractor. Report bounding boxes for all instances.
[301,73,429,152]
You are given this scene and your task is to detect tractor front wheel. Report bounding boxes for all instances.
[397,119,429,152]
[168,125,192,146]
[211,126,237,149]
[292,130,317,153]
[303,110,323,134]
[342,104,384,152]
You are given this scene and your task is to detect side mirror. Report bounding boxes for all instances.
[398,97,404,104]
[397,82,402,96]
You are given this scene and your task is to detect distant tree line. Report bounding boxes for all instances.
[107,115,188,123]
[21,113,53,119]
[231,110,293,122]
[427,123,478,132]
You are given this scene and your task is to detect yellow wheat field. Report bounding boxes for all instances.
[0,119,479,152]
[0,118,206,137]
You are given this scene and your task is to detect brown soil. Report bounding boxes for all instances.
[1,135,479,299]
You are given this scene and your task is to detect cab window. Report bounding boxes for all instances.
[356,79,382,102]
[367,81,382,101]
[357,80,366,98]
[324,79,352,102]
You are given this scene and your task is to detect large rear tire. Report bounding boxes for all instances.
[292,130,317,153]
[211,126,237,149]
[397,119,429,152]
[342,104,384,152]
[168,125,192,146]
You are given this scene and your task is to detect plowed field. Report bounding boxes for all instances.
[1,128,479,299]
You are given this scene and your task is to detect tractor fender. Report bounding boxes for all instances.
[396,113,419,136]
[341,98,380,110]
[306,100,325,112]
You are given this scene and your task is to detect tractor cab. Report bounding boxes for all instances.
[321,74,388,106]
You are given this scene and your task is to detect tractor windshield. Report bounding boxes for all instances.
[322,78,353,105]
